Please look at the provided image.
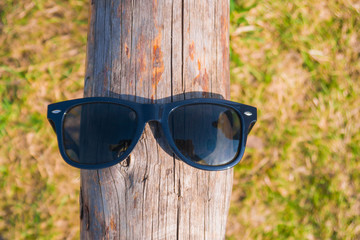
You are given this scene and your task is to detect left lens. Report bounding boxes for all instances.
[63,103,138,165]
[168,104,241,166]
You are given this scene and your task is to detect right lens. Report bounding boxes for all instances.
[169,104,241,166]
[63,103,138,165]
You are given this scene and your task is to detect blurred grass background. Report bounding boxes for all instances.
[0,0,359,239]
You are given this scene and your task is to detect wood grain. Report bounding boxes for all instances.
[80,0,232,239]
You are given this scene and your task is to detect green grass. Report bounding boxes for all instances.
[228,0,360,239]
[0,0,86,238]
[1,0,359,239]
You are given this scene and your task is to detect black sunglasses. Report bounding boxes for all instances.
[47,97,257,171]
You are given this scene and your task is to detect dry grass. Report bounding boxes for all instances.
[0,0,359,239]
[227,0,360,239]
[0,0,87,238]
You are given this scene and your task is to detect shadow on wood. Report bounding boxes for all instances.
[81,0,232,239]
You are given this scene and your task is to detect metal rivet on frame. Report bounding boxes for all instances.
[52,110,62,114]
[244,111,252,116]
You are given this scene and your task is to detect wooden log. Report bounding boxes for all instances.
[80,0,232,239]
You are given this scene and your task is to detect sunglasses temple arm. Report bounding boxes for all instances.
[48,119,57,133]
[247,120,256,134]
[246,107,257,134]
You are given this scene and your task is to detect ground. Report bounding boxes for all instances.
[0,0,359,239]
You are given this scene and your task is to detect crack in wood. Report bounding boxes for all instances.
[85,204,90,230]
[96,170,106,235]
[109,168,120,239]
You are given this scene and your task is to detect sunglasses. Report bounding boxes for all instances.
[47,97,257,171]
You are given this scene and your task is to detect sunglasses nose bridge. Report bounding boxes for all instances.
[142,104,163,122]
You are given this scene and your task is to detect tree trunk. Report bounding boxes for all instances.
[80,0,232,239]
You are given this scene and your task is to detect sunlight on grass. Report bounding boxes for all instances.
[0,0,87,238]
[228,0,360,239]
[0,0,359,239]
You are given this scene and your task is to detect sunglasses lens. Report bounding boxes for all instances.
[63,103,137,165]
[169,104,241,166]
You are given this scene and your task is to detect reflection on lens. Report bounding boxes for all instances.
[63,103,137,165]
[169,104,241,166]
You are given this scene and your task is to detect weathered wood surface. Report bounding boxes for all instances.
[80,0,232,239]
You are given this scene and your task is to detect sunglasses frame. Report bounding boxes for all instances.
[47,97,257,171]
